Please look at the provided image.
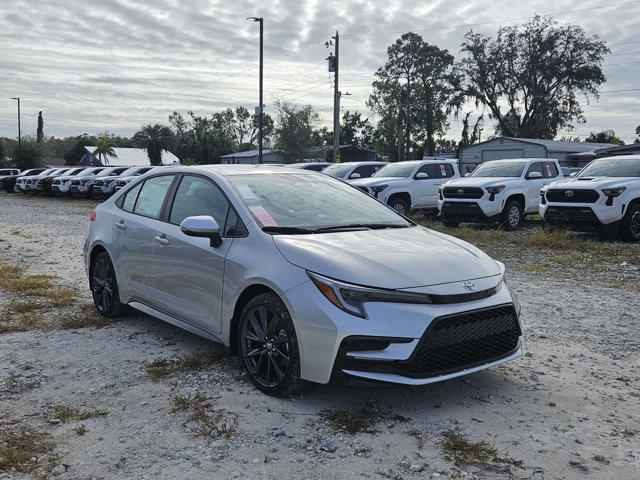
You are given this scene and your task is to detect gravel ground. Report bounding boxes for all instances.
[0,192,638,480]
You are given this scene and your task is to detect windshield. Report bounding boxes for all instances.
[96,168,121,177]
[470,161,526,178]
[374,163,416,178]
[67,168,85,176]
[578,158,640,178]
[228,173,411,231]
[323,164,352,178]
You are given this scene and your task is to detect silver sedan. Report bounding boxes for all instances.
[84,165,522,396]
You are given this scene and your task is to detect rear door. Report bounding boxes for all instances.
[112,175,176,303]
[412,163,439,207]
[151,174,235,333]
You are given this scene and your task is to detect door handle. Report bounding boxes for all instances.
[115,220,126,230]
[154,234,170,246]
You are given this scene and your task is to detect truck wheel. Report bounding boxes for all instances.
[620,204,640,242]
[500,200,523,230]
[388,197,410,215]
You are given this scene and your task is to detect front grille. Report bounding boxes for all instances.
[544,206,601,226]
[93,180,104,186]
[546,189,599,203]
[443,187,484,199]
[52,180,60,185]
[71,180,80,185]
[405,305,520,377]
[441,201,483,215]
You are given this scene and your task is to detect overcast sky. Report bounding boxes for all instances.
[1,0,639,143]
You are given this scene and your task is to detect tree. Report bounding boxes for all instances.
[636,125,640,144]
[133,124,176,166]
[0,142,7,168]
[14,141,43,170]
[585,130,624,145]
[64,135,98,165]
[37,112,44,144]
[459,16,609,139]
[233,106,274,149]
[316,111,374,149]
[370,33,461,159]
[456,113,484,157]
[169,111,235,164]
[273,99,320,163]
[94,137,116,165]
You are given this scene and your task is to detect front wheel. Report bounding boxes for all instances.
[620,204,640,242]
[388,197,410,216]
[238,293,307,397]
[90,251,127,317]
[500,200,523,230]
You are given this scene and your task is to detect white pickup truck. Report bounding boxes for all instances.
[350,159,460,215]
[438,158,563,229]
[540,155,640,241]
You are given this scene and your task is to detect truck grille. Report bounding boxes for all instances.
[52,180,60,185]
[441,201,482,215]
[405,305,520,377]
[544,206,601,227]
[546,189,599,203]
[443,187,484,199]
[93,180,104,186]
[71,180,81,185]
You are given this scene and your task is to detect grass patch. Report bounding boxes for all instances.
[145,352,222,381]
[322,405,409,435]
[73,425,87,436]
[51,405,107,423]
[170,391,238,439]
[439,429,523,469]
[0,427,54,473]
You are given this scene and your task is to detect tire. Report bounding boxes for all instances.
[238,292,308,397]
[500,199,523,230]
[388,197,410,216]
[89,251,127,318]
[442,220,460,228]
[620,203,640,242]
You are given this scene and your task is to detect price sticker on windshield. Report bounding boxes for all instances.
[250,206,278,227]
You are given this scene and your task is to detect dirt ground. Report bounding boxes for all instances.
[0,192,638,480]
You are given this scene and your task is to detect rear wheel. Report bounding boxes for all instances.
[90,251,127,317]
[238,293,307,397]
[620,204,640,242]
[388,196,410,216]
[500,199,523,230]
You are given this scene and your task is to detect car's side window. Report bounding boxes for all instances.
[416,164,437,178]
[543,162,559,178]
[437,163,455,178]
[133,175,175,219]
[526,162,543,178]
[121,183,143,213]
[352,165,371,178]
[169,175,230,228]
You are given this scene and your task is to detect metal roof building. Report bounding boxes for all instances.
[459,137,617,173]
[219,149,284,165]
[83,147,180,166]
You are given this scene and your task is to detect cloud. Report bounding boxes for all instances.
[0,0,638,141]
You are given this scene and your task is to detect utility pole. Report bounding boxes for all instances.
[332,31,340,163]
[10,97,21,159]
[404,80,411,161]
[247,17,264,164]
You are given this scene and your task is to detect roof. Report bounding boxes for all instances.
[219,149,283,159]
[593,143,640,155]
[194,164,309,176]
[463,137,618,154]
[85,147,180,166]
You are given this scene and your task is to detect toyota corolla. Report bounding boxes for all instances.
[84,165,523,396]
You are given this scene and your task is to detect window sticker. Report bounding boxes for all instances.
[250,205,278,226]
[544,164,552,177]
[236,184,258,199]
[439,164,447,176]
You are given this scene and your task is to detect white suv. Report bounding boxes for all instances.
[438,158,562,229]
[540,155,640,241]
[351,160,460,214]
[53,167,106,196]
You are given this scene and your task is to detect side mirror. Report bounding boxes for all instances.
[349,172,362,179]
[415,172,429,180]
[527,171,543,179]
[569,172,577,178]
[180,215,222,247]
[464,173,471,178]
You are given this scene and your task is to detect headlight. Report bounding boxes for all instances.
[601,186,626,197]
[370,185,388,193]
[486,185,506,194]
[307,272,432,318]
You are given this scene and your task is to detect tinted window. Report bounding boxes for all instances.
[307,164,326,171]
[351,165,372,178]
[374,163,415,178]
[471,161,526,177]
[416,164,437,178]
[526,162,543,178]
[437,163,455,178]
[169,175,230,227]
[133,175,175,219]
[543,162,559,178]
[122,183,142,213]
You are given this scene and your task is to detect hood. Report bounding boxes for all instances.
[116,176,137,182]
[273,226,501,289]
[350,176,406,187]
[443,177,521,188]
[55,175,77,182]
[547,177,636,189]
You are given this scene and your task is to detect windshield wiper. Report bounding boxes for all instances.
[313,223,409,232]
[261,226,315,234]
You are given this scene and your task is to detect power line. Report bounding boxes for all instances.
[341,1,640,38]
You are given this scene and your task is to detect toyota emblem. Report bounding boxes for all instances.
[462,282,477,292]
[457,189,465,196]
[565,190,574,197]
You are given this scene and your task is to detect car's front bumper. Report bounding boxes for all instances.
[438,199,502,223]
[540,202,622,229]
[285,278,522,385]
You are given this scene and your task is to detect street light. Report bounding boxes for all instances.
[10,97,21,159]
[247,16,263,164]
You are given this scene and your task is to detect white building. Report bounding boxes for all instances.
[83,147,180,166]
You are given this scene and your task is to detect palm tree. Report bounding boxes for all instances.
[94,137,116,165]
[133,124,176,166]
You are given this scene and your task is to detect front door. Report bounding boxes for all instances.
[412,163,439,207]
[523,162,546,212]
[151,175,233,334]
